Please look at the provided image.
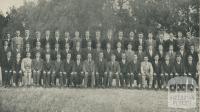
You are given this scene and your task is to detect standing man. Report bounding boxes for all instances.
[114,31,125,49]
[33,31,42,48]
[12,30,23,50]
[141,56,154,88]
[23,30,32,49]
[82,31,91,48]
[41,30,52,49]
[83,53,95,88]
[21,52,32,86]
[107,54,120,87]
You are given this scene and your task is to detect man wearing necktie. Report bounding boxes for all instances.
[83,53,95,88]
[107,54,120,87]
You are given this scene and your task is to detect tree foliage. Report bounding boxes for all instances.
[2,0,199,37]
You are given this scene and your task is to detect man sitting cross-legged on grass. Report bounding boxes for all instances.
[141,56,153,89]
[107,54,120,87]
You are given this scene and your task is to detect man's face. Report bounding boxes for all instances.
[128,44,132,49]
[16,53,21,59]
[148,46,153,50]
[85,31,90,37]
[46,30,50,37]
[75,31,79,37]
[25,30,29,37]
[96,31,100,39]
[176,56,181,62]
[87,42,92,48]
[190,46,194,51]
[55,31,59,37]
[16,31,20,36]
[144,57,148,62]
[111,55,116,61]
[55,44,59,49]
[158,45,163,51]
[7,52,11,57]
[46,54,50,60]
[67,53,71,59]
[118,31,123,37]
[138,46,143,51]
[65,32,70,37]
[154,56,159,61]
[122,54,126,60]
[88,54,92,60]
[7,34,10,38]
[148,33,153,39]
[138,34,143,39]
[178,32,182,37]
[96,42,101,48]
[106,44,111,49]
[36,42,41,48]
[107,31,112,39]
[36,32,41,38]
[36,53,40,59]
[46,44,50,49]
[77,55,81,60]
[134,55,137,60]
[117,42,121,48]
[99,52,103,59]
[159,34,164,39]
[169,33,174,39]
[187,32,191,38]
[130,32,134,37]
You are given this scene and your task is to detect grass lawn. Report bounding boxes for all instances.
[0,87,199,112]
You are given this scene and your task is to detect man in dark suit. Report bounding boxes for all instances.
[2,51,13,87]
[32,52,44,86]
[137,45,146,63]
[72,41,82,61]
[52,43,62,61]
[114,31,125,49]
[71,31,82,49]
[42,43,53,60]
[173,55,186,77]
[166,45,176,64]
[135,33,146,51]
[43,53,54,87]
[83,53,95,88]
[12,53,22,86]
[95,51,107,87]
[61,31,72,50]
[107,54,120,87]
[125,31,135,50]
[104,43,113,62]
[63,53,74,87]
[119,53,128,87]
[161,55,174,88]
[61,42,71,60]
[102,29,114,50]
[187,45,198,65]
[82,41,95,61]
[82,31,92,49]
[33,31,42,48]
[128,54,141,88]
[32,41,44,59]
[71,54,84,87]
[92,30,102,49]
[165,32,177,52]
[185,56,197,79]
[152,55,162,89]
[12,30,23,50]
[23,30,33,49]
[156,33,166,51]
[51,30,62,50]
[146,45,156,64]
[114,42,124,62]
[41,30,52,49]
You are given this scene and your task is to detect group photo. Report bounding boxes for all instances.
[0,0,199,112]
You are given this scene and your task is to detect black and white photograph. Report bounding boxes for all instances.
[0,0,199,112]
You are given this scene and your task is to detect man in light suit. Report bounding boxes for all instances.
[141,56,154,88]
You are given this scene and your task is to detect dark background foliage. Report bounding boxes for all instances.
[0,0,199,39]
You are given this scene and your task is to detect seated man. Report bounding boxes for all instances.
[95,51,107,87]
[119,53,129,87]
[32,52,43,86]
[43,53,54,87]
[128,54,141,88]
[83,53,95,88]
[12,53,22,87]
[107,54,120,87]
[21,52,32,86]
[141,56,153,88]
[63,53,74,87]
[152,54,162,89]
[53,53,64,86]
[71,54,84,87]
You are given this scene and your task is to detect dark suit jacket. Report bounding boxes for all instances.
[72,61,83,74]
[103,49,113,62]
[63,60,74,74]
[107,61,120,73]
[161,62,174,75]
[119,60,128,74]
[12,60,21,73]
[43,60,54,72]
[95,59,107,74]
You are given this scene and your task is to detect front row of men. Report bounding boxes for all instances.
[2,50,200,89]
